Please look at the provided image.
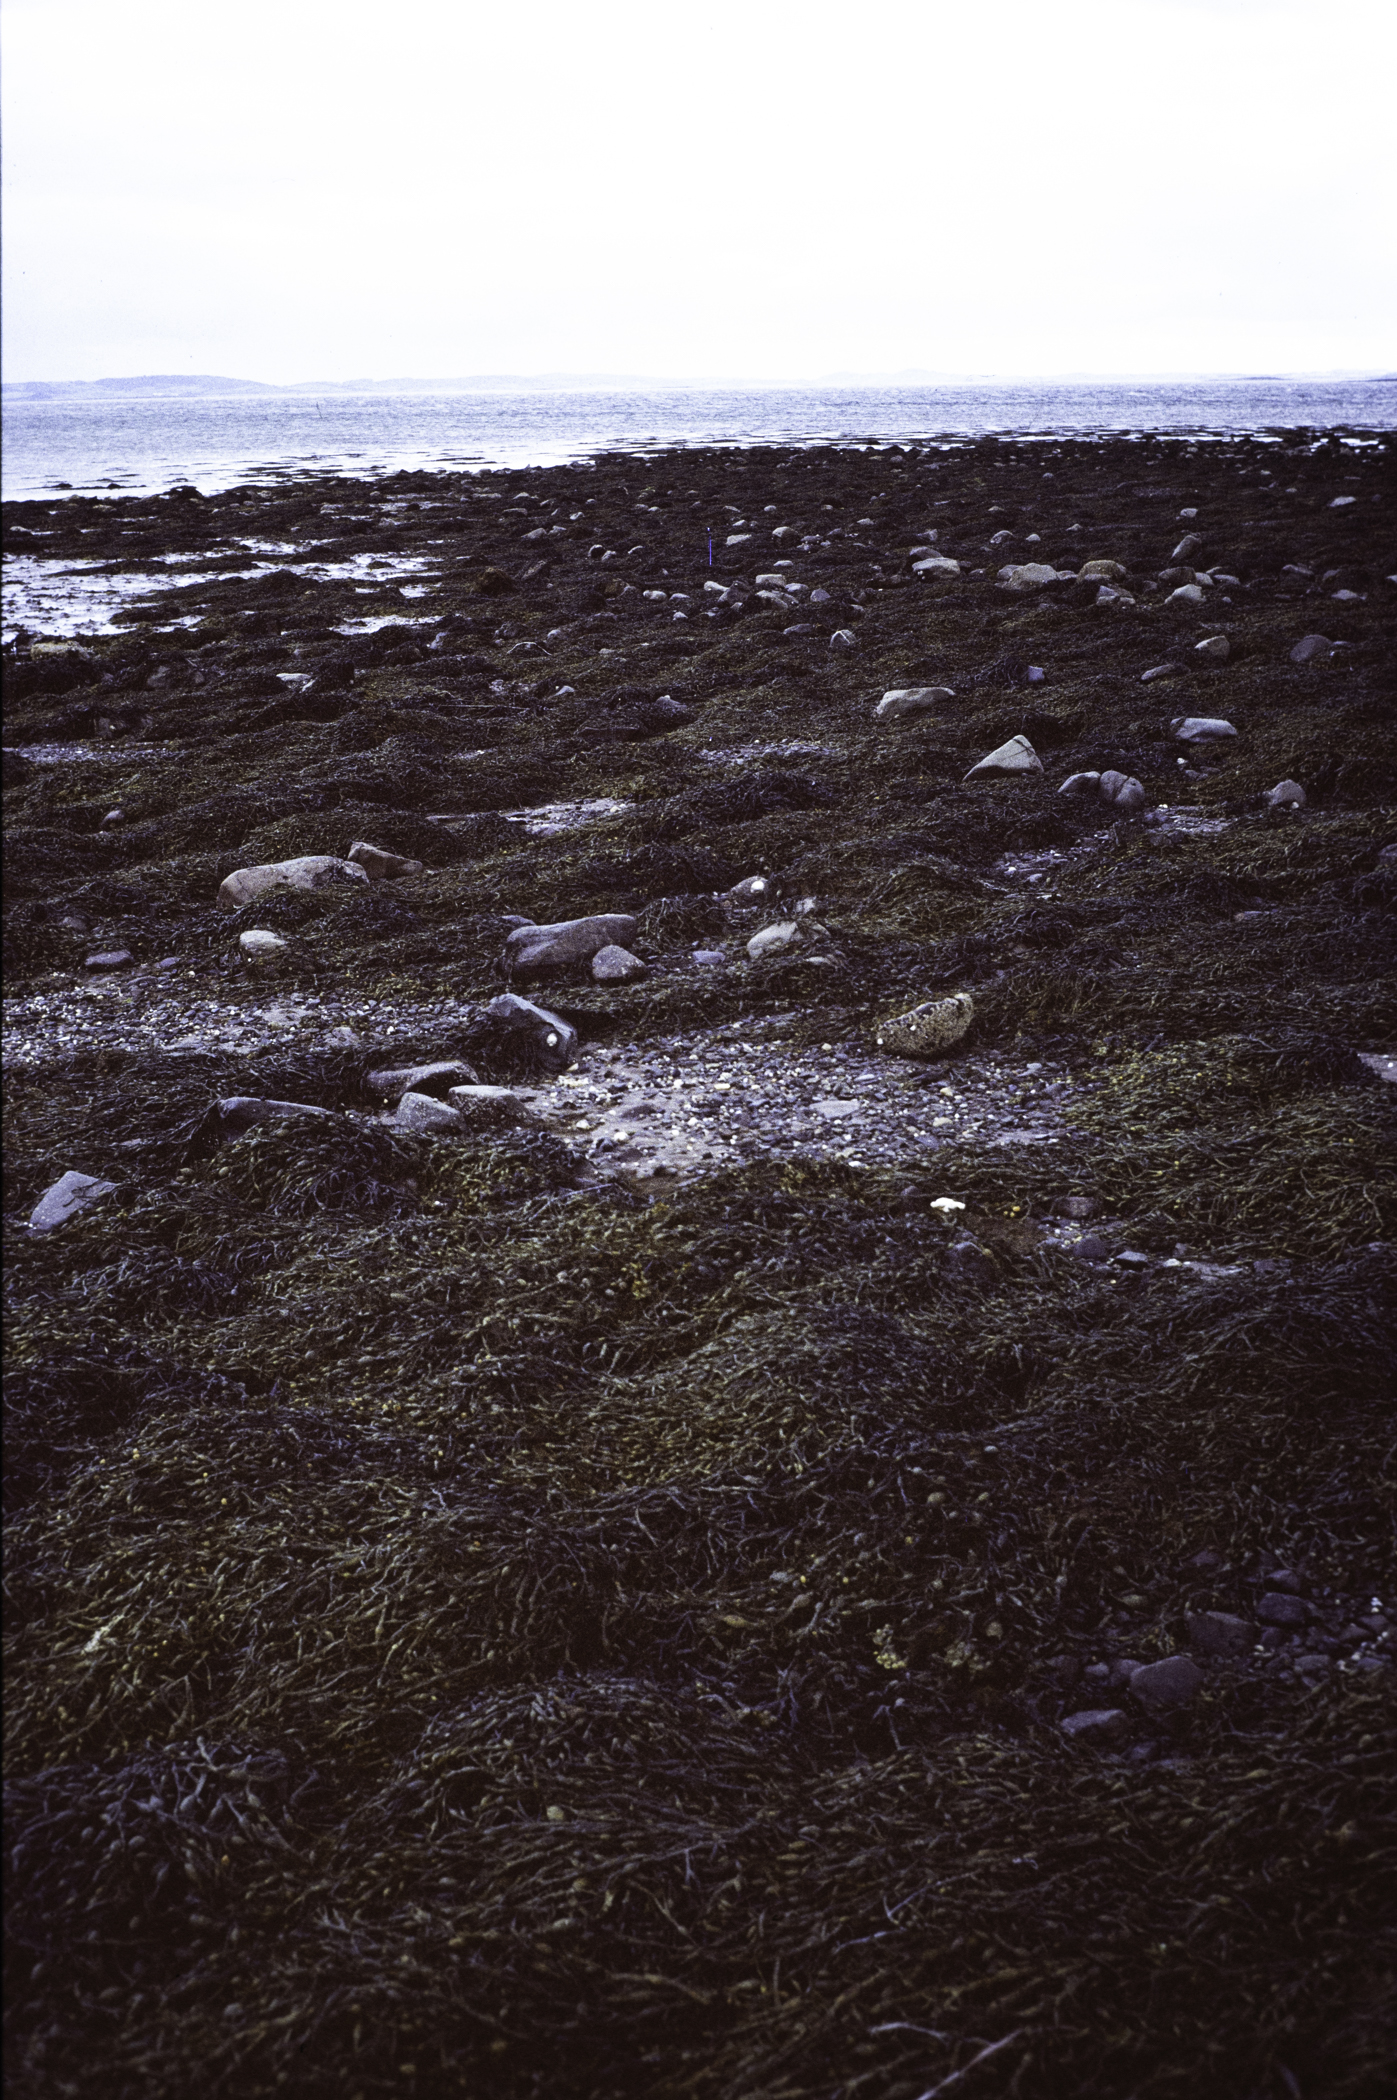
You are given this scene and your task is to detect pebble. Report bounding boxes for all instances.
[1074,1234,1109,1263]
[996,562,1069,593]
[964,734,1042,779]
[29,1170,118,1234]
[1060,1708,1129,1745]
[1165,584,1206,606]
[218,856,370,910]
[1080,559,1129,581]
[239,930,289,956]
[347,840,426,881]
[505,913,639,977]
[874,992,974,1058]
[874,685,954,721]
[1194,636,1230,661]
[1129,1656,1203,1709]
[1171,533,1204,562]
[1171,717,1237,742]
[1264,779,1306,809]
[1140,665,1180,682]
[1186,1611,1253,1658]
[911,554,960,576]
[828,628,858,649]
[591,943,647,982]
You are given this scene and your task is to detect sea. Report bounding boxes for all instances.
[3,376,1393,504]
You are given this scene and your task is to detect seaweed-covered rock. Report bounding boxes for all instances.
[217,855,370,910]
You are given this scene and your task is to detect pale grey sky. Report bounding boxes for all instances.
[2,0,1392,383]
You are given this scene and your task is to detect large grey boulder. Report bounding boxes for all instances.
[504,913,638,977]
[217,856,370,911]
[965,734,1042,779]
[875,686,955,721]
[29,1170,117,1233]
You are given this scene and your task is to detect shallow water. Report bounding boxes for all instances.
[4,377,1392,501]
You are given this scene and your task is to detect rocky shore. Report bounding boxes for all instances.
[4,429,1395,2100]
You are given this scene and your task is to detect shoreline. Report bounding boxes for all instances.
[5,429,1394,2100]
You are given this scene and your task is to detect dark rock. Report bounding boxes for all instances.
[84,949,134,970]
[1129,1656,1204,1709]
[1060,1708,1129,1744]
[505,913,639,977]
[1186,1610,1253,1658]
[1257,1592,1310,1627]
[1075,1234,1109,1262]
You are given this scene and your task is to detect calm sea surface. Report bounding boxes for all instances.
[3,379,1393,501]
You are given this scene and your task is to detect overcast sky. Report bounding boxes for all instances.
[2,0,1392,384]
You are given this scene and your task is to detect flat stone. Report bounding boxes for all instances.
[1195,635,1230,661]
[692,949,727,966]
[1060,1708,1129,1744]
[447,1084,518,1107]
[1186,1610,1254,1659]
[29,1170,118,1233]
[1140,665,1180,682]
[218,856,370,910]
[965,734,1042,779]
[875,686,955,721]
[1129,1655,1204,1709]
[591,943,647,983]
[1171,716,1237,741]
[215,1096,340,1132]
[874,991,974,1058]
[347,839,426,880]
[84,949,134,970]
[1265,778,1306,809]
[747,921,800,960]
[1257,1592,1310,1626]
[1289,634,1334,664]
[1099,770,1147,811]
[394,1090,464,1132]
[504,913,638,977]
[239,929,289,955]
[366,1060,480,1100]
[911,553,961,576]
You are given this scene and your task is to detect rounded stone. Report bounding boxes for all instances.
[874,992,974,1058]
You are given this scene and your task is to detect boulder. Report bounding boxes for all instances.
[1265,778,1306,809]
[875,992,974,1058]
[1129,1656,1203,1710]
[1186,1611,1254,1659]
[1080,559,1129,581]
[347,840,426,881]
[218,856,370,911]
[479,992,577,1073]
[394,1091,464,1132]
[504,913,638,977]
[747,921,800,960]
[1059,771,1102,796]
[1165,583,1206,606]
[239,929,289,956]
[591,943,647,982]
[215,1097,340,1133]
[366,1060,480,1100]
[1290,634,1335,664]
[875,686,955,721]
[29,1170,117,1234]
[1099,770,1147,812]
[965,734,1042,779]
[1195,635,1230,662]
[911,553,961,576]
[1171,717,1237,741]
